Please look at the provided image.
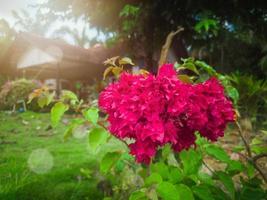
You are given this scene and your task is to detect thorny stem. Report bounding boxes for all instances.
[235,121,267,183]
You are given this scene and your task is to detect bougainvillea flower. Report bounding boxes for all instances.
[99,64,235,164]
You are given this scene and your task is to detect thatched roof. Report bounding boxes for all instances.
[0,32,124,81]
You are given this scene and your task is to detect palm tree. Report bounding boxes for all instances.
[12,9,53,36]
[53,25,98,48]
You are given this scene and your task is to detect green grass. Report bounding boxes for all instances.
[0,111,103,200]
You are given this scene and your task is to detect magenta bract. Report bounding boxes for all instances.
[99,64,235,164]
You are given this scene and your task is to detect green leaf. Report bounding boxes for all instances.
[251,145,267,154]
[168,167,183,184]
[246,163,255,179]
[100,152,121,173]
[51,102,69,127]
[63,118,85,141]
[103,66,114,80]
[156,181,179,200]
[83,107,99,125]
[145,173,163,186]
[217,172,235,199]
[162,144,171,160]
[151,162,169,180]
[177,75,193,83]
[88,127,108,150]
[197,172,214,185]
[183,62,199,75]
[225,86,239,104]
[179,149,202,175]
[195,61,217,76]
[176,184,194,200]
[61,90,78,102]
[146,189,158,200]
[226,160,245,174]
[37,96,48,108]
[205,145,231,163]
[192,184,214,200]
[129,190,147,200]
[119,57,135,65]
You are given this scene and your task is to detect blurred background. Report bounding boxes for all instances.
[0,1,266,199]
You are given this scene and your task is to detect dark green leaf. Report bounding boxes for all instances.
[217,172,235,199]
[192,184,214,200]
[226,160,245,174]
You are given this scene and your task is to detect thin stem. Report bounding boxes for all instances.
[202,161,214,174]
[235,121,267,183]
[252,153,267,162]
[235,121,252,157]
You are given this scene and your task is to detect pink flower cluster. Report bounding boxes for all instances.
[99,64,235,164]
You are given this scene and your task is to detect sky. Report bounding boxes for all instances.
[0,0,105,46]
[0,0,43,25]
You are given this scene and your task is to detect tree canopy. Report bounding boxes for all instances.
[42,0,267,76]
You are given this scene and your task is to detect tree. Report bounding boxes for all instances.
[52,24,98,48]
[12,8,54,36]
[41,0,267,75]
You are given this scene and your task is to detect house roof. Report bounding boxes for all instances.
[1,32,124,81]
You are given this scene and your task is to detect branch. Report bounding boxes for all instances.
[253,153,267,162]
[235,121,252,157]
[235,121,267,183]
[158,26,184,69]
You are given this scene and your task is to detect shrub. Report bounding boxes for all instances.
[0,79,40,110]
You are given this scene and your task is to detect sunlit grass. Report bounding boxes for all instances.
[0,111,102,200]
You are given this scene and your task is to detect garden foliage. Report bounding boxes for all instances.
[0,79,39,110]
[29,57,267,200]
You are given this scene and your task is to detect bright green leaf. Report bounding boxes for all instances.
[183,62,199,75]
[119,57,135,65]
[179,149,202,175]
[205,145,231,163]
[37,96,48,108]
[100,152,121,173]
[156,181,179,200]
[129,190,147,200]
[151,162,169,180]
[145,173,162,186]
[51,102,69,127]
[83,107,99,125]
[176,184,194,200]
[168,167,183,184]
[88,127,108,150]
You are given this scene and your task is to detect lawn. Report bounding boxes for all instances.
[0,111,103,200]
